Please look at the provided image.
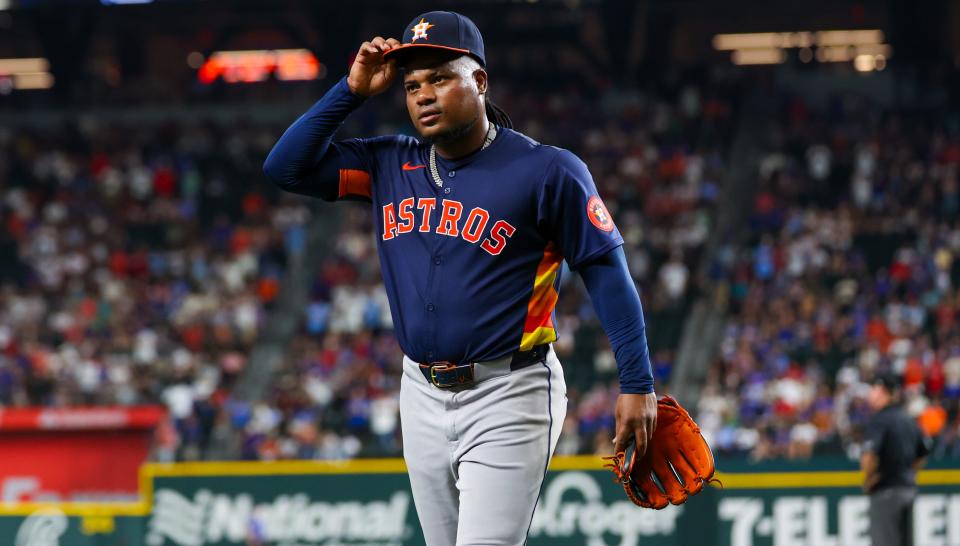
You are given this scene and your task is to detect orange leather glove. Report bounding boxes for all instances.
[604,395,718,509]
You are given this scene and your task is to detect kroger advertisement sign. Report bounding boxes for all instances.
[0,460,958,546]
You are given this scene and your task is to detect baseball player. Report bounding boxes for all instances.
[264,11,656,545]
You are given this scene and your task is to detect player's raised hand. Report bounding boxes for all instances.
[613,392,658,458]
[347,37,402,97]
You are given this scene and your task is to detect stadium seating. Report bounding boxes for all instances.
[697,95,960,460]
[5,75,955,464]
[0,122,308,461]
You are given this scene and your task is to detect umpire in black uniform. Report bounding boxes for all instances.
[861,372,930,546]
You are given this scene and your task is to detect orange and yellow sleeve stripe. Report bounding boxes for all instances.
[520,242,562,351]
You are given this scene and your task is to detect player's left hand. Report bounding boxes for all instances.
[613,392,658,457]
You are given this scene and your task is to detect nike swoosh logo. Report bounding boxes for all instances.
[402,162,426,171]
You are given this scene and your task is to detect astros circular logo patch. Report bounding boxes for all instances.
[586,196,614,232]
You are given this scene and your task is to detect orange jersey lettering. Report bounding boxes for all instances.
[480,220,517,256]
[436,199,464,237]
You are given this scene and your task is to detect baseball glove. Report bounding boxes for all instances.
[603,395,717,509]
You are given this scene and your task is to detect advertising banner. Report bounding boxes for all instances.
[0,509,143,546]
[0,406,165,503]
[0,458,957,546]
[717,486,960,546]
[142,462,693,546]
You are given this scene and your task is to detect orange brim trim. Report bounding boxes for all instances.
[383,44,473,63]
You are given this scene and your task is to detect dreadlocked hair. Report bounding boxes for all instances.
[485,97,513,130]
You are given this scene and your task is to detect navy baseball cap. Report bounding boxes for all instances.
[383,11,486,67]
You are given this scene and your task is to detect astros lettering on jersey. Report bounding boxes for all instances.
[326,127,623,366]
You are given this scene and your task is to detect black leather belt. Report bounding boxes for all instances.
[418,344,549,389]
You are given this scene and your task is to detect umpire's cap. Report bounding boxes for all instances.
[382,11,486,67]
[873,370,901,393]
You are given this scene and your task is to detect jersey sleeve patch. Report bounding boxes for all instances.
[586,195,615,232]
[338,168,372,200]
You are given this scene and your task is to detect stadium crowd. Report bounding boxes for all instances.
[0,121,309,461]
[0,70,733,460]
[5,80,959,464]
[696,95,960,460]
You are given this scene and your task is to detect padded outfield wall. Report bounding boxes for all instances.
[1,456,958,546]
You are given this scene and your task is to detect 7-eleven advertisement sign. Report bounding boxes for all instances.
[0,406,165,503]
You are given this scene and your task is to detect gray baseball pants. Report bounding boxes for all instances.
[869,485,916,546]
[399,345,567,546]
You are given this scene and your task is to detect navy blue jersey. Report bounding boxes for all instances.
[335,129,622,363]
[316,125,622,363]
[264,78,653,391]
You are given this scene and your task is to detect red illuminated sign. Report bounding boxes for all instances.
[197,49,322,84]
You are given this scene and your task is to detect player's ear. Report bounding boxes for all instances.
[474,68,488,96]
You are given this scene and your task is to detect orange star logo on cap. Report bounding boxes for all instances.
[410,18,434,42]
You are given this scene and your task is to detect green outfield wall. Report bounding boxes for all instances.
[2,457,958,546]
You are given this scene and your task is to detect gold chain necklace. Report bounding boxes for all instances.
[428,124,497,188]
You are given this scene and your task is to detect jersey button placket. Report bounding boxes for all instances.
[425,212,445,366]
